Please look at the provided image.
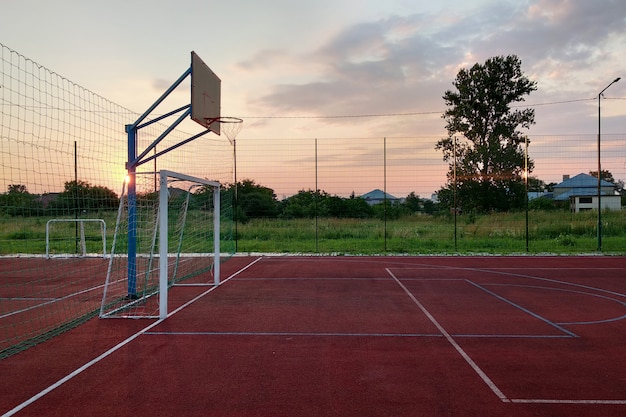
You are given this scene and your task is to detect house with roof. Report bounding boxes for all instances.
[553,173,620,212]
[360,189,401,205]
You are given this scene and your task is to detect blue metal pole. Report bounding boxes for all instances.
[126,124,137,298]
[132,68,191,129]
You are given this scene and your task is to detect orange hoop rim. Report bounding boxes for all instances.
[219,116,243,124]
[204,116,243,125]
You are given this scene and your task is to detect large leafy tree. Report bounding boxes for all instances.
[230,179,278,220]
[436,55,537,213]
[50,180,119,213]
[1,184,43,216]
[280,189,327,218]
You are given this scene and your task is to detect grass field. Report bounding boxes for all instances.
[235,210,626,254]
[2,209,624,255]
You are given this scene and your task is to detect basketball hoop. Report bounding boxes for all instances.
[219,117,243,145]
[203,116,243,136]
[218,116,243,124]
[203,116,243,126]
[204,117,243,136]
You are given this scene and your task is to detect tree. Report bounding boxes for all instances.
[404,192,422,213]
[280,189,325,218]
[589,170,624,203]
[8,184,28,194]
[49,180,119,213]
[527,176,547,192]
[229,179,278,220]
[1,184,43,216]
[436,55,537,213]
[588,170,615,184]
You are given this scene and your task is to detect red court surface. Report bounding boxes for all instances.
[1,255,625,417]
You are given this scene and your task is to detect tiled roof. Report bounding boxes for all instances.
[555,173,614,189]
[554,188,602,201]
[360,189,398,200]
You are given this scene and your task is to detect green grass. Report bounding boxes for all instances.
[234,210,626,255]
[1,209,625,256]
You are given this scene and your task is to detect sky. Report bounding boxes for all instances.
[2,0,626,197]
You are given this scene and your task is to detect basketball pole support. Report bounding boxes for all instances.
[125,62,214,298]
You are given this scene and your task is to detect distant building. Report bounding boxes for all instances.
[553,173,621,212]
[528,191,550,200]
[360,189,400,205]
[36,193,60,208]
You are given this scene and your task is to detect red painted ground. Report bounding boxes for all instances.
[1,256,625,417]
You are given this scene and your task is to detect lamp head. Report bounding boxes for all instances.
[614,77,621,83]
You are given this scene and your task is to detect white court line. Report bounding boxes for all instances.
[456,267,626,299]
[466,280,579,337]
[386,268,510,403]
[145,331,577,339]
[511,399,626,405]
[1,283,106,319]
[0,297,55,301]
[145,331,442,337]
[1,257,263,417]
[388,267,626,406]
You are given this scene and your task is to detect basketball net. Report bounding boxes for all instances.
[221,119,243,146]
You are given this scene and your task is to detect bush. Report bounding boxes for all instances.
[529,197,566,211]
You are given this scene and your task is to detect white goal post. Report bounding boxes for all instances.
[157,170,221,319]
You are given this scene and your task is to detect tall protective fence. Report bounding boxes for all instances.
[233,135,625,254]
[0,44,233,357]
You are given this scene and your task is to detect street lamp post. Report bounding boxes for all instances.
[453,136,457,252]
[597,77,621,252]
[524,136,529,252]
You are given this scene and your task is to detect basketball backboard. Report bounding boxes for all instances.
[190,51,221,135]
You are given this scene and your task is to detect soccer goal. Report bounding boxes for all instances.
[100,170,231,319]
[45,219,107,259]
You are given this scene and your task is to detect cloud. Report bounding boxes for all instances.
[250,14,459,120]
[239,0,626,140]
[477,1,626,87]
[246,11,476,118]
[237,49,292,71]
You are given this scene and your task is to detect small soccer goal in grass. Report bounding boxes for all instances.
[100,170,230,319]
[45,219,107,259]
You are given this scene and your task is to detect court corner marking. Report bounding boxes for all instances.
[385,268,510,403]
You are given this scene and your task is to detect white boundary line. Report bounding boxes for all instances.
[466,280,579,337]
[511,399,626,405]
[387,266,626,406]
[1,282,106,319]
[386,268,510,402]
[1,257,263,417]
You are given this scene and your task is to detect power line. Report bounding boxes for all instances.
[242,111,441,119]
[241,97,622,120]
[517,98,594,106]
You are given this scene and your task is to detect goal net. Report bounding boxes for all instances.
[100,170,234,319]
